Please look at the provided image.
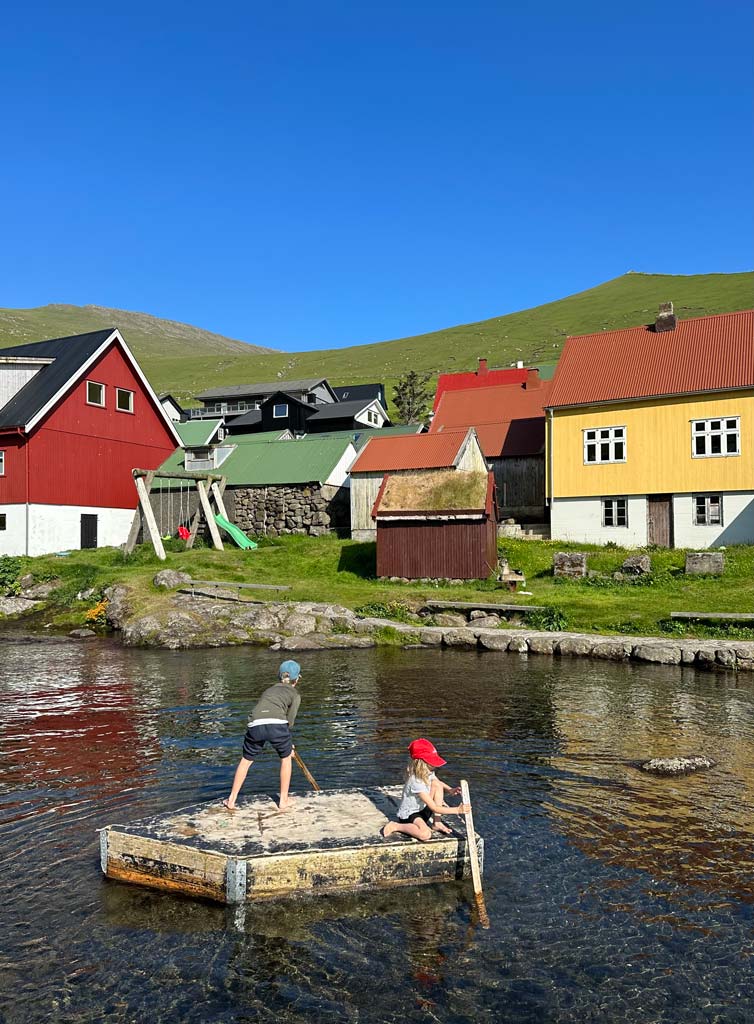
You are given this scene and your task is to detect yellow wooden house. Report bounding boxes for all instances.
[545,305,754,548]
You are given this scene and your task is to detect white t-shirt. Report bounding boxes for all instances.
[397,771,435,819]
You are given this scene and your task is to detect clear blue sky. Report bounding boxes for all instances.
[1,1,751,350]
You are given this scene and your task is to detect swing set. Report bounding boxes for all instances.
[126,468,230,561]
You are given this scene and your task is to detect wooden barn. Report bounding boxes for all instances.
[373,469,498,580]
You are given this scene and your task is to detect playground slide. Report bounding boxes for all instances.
[214,514,258,550]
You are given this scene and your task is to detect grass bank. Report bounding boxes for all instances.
[2,535,752,640]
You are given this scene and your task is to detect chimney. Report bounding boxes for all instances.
[524,368,541,389]
[654,301,677,333]
[477,358,488,377]
[515,360,524,369]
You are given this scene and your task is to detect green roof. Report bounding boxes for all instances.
[175,419,223,447]
[155,435,354,487]
[303,424,422,450]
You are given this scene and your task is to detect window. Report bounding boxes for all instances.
[273,403,288,418]
[692,417,740,457]
[0,514,5,531]
[86,381,105,407]
[0,450,4,476]
[584,426,626,464]
[116,387,134,413]
[694,495,723,526]
[602,497,628,527]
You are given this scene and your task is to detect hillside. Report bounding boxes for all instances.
[1,272,751,405]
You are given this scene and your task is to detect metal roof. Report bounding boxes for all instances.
[351,428,473,473]
[0,330,115,428]
[303,424,422,449]
[175,419,223,447]
[307,399,381,421]
[548,310,754,409]
[430,378,552,457]
[433,365,530,412]
[195,378,327,401]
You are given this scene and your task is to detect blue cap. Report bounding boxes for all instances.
[278,660,301,680]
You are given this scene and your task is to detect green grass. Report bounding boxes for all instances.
[6,535,754,639]
[1,272,751,414]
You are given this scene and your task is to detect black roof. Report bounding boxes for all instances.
[225,409,262,429]
[332,383,385,404]
[307,399,381,422]
[0,329,115,429]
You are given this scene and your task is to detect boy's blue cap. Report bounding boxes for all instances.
[279,660,301,680]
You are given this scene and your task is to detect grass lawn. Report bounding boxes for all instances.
[4,534,753,640]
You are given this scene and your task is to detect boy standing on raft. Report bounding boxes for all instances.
[224,660,302,812]
[383,738,470,841]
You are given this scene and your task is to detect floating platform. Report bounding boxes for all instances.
[100,787,484,904]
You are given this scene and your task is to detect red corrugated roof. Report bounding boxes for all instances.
[433,364,529,411]
[548,310,754,408]
[350,428,472,472]
[430,379,552,457]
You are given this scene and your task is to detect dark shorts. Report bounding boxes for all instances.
[242,723,293,760]
[398,805,433,826]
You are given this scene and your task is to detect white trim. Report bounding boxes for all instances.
[690,415,740,459]
[0,449,4,476]
[86,380,106,408]
[0,356,54,366]
[25,329,184,447]
[273,403,289,418]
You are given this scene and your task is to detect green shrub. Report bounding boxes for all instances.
[527,606,568,631]
[0,556,24,595]
[355,600,417,623]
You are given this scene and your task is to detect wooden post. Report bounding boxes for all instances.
[197,479,223,550]
[125,471,154,554]
[210,481,230,522]
[135,475,166,561]
[460,779,489,929]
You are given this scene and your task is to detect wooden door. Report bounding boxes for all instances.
[80,514,98,549]
[647,495,672,547]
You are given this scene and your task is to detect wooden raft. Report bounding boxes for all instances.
[99,787,484,904]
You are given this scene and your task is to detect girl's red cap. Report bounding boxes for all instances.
[408,738,446,767]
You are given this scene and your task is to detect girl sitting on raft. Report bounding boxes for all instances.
[382,738,470,842]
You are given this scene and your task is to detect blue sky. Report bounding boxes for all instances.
[1,1,751,350]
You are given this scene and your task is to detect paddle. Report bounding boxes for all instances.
[460,779,489,929]
[293,749,320,791]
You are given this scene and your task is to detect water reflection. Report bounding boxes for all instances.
[1,639,753,1023]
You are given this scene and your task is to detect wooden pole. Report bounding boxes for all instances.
[293,750,320,791]
[125,471,155,554]
[210,480,230,522]
[135,475,166,561]
[460,779,489,929]
[197,480,224,551]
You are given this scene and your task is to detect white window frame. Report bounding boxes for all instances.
[693,494,723,526]
[0,450,4,476]
[273,403,289,418]
[584,426,626,465]
[86,380,106,407]
[691,417,740,458]
[602,496,628,527]
[115,387,134,414]
[0,513,6,531]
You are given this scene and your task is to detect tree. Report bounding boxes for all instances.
[392,371,433,425]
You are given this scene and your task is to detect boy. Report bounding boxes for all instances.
[223,660,302,811]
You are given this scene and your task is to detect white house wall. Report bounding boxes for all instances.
[457,437,488,472]
[550,495,649,547]
[324,443,358,488]
[673,492,754,547]
[0,503,134,556]
[0,361,46,409]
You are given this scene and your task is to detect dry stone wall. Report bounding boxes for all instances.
[225,483,349,537]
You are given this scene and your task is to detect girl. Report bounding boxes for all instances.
[382,738,470,842]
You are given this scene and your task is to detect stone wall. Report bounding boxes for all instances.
[225,483,350,537]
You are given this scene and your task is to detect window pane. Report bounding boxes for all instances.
[710,420,721,431]
[694,436,706,455]
[585,430,596,441]
[0,513,5,530]
[726,419,737,430]
[709,497,721,524]
[726,433,738,453]
[87,381,104,405]
[613,428,624,439]
[710,435,722,454]
[694,422,705,432]
[614,442,624,460]
[603,502,614,526]
[586,444,596,462]
[116,389,133,412]
[600,443,610,460]
[600,429,610,439]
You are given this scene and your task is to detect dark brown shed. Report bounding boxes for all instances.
[373,470,498,580]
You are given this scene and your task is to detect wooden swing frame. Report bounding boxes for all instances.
[126,468,231,561]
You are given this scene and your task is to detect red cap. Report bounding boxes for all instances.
[408,738,447,767]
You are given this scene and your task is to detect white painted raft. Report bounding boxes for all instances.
[100,786,484,904]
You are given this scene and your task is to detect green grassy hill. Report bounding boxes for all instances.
[1,272,751,406]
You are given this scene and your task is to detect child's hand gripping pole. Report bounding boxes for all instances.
[460,779,490,929]
[293,749,320,791]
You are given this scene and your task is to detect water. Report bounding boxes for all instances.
[1,638,753,1023]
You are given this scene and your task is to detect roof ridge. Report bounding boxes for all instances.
[567,308,753,342]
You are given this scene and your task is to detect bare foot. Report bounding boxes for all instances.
[432,821,453,835]
[278,799,294,812]
[381,822,398,838]
[222,798,236,812]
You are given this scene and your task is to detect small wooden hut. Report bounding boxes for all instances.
[373,469,498,580]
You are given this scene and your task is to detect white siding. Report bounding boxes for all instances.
[551,495,649,547]
[0,361,46,410]
[0,503,134,556]
[457,435,488,472]
[673,492,754,547]
[324,443,358,488]
[350,472,384,539]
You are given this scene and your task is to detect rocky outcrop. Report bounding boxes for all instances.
[153,570,192,590]
[0,596,41,616]
[640,756,717,775]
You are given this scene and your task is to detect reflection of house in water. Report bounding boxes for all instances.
[543,665,754,902]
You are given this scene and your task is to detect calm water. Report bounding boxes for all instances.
[1,637,753,1024]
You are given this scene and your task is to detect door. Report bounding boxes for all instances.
[81,514,98,549]
[647,495,673,547]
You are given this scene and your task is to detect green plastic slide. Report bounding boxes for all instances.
[214,514,258,550]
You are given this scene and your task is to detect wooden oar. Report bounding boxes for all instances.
[293,749,320,791]
[460,779,489,929]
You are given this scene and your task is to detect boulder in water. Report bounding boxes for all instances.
[639,755,717,775]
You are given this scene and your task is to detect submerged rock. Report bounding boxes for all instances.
[639,755,717,775]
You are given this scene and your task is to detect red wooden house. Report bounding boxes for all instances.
[0,328,182,556]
